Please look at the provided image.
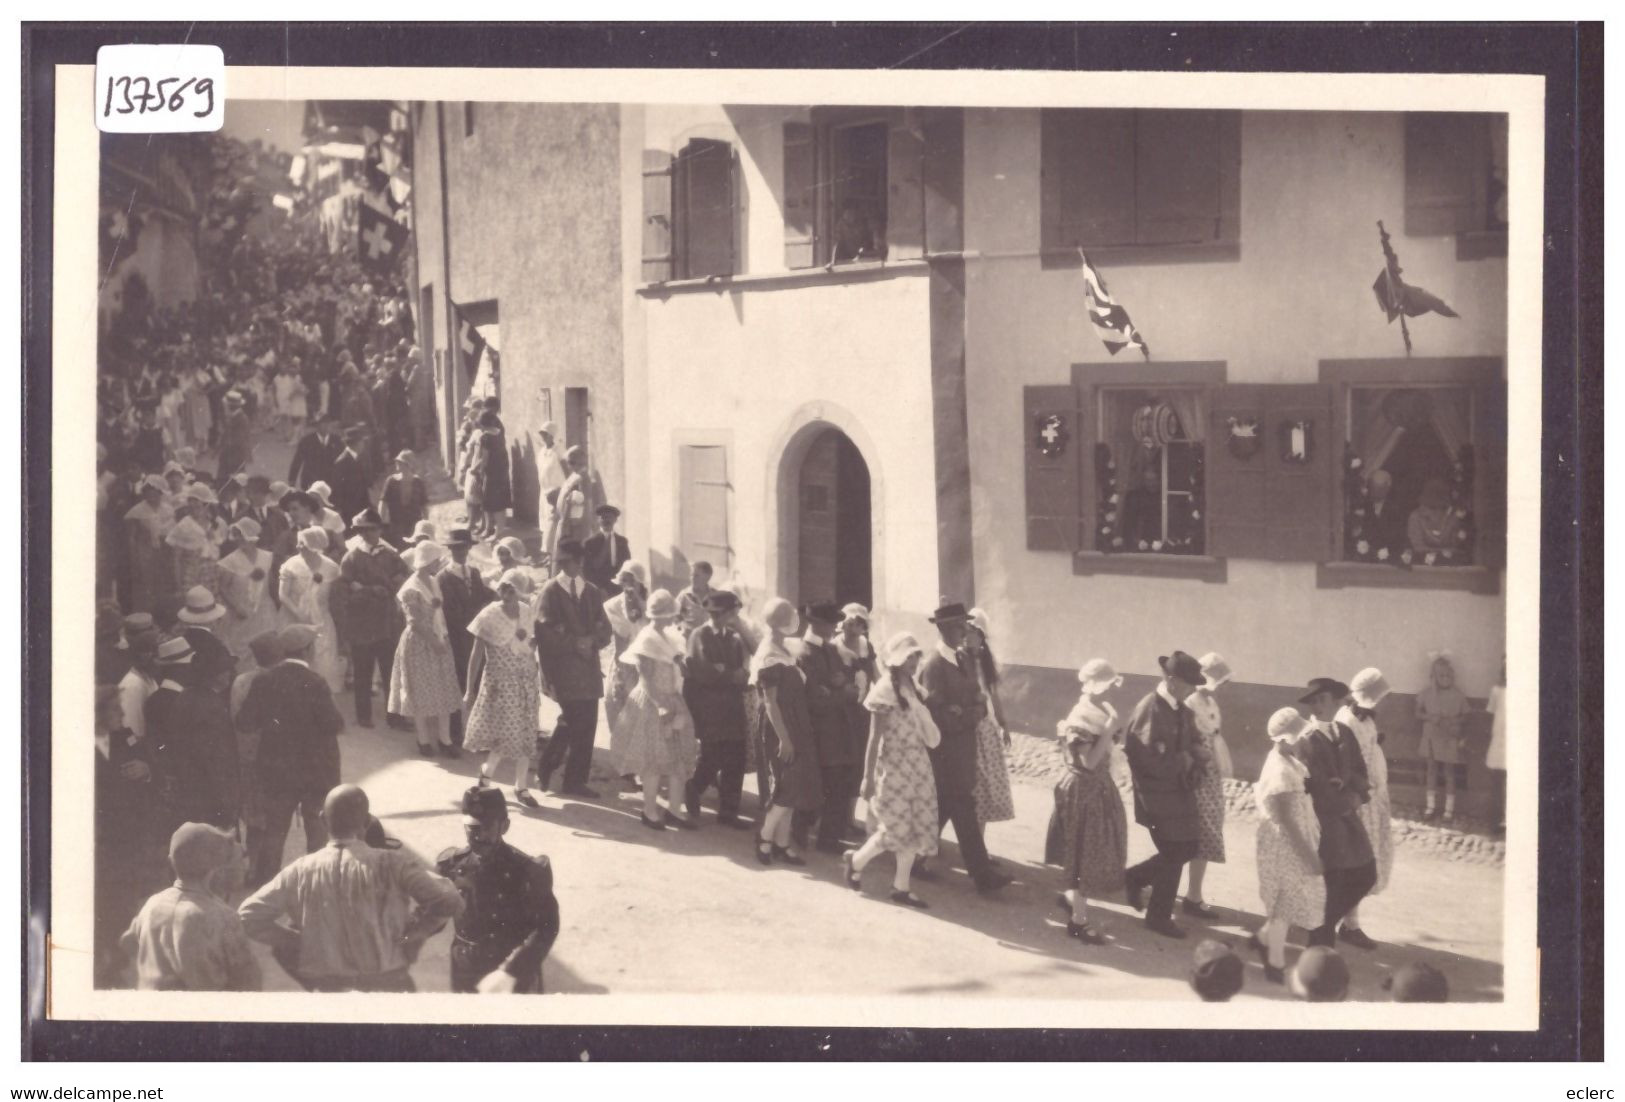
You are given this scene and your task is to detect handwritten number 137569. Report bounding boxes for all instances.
[103,76,216,119]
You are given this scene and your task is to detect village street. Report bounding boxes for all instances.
[246,427,1505,1005]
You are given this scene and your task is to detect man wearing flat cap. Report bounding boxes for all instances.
[1297,677,1376,949]
[1122,649,1211,938]
[437,786,561,993]
[338,509,410,730]
[918,599,1010,894]
[582,504,632,600]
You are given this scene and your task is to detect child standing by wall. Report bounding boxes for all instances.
[1417,653,1468,823]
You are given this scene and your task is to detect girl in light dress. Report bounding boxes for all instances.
[277,526,342,691]
[215,517,279,659]
[1248,707,1327,984]
[617,589,700,831]
[389,541,463,757]
[841,632,942,909]
[1044,659,1130,943]
[1335,667,1395,946]
[464,568,542,807]
[965,609,1015,829]
[1181,652,1235,918]
[1417,653,1468,822]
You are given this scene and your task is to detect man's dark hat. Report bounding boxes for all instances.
[363,815,402,850]
[555,538,584,559]
[1298,677,1352,705]
[445,527,475,548]
[461,785,508,821]
[702,590,741,613]
[1189,939,1245,1002]
[805,600,844,626]
[351,507,384,529]
[281,489,317,511]
[1385,962,1449,1002]
[928,598,968,624]
[245,474,271,493]
[1158,650,1205,685]
[595,504,622,520]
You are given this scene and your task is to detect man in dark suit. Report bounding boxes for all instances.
[1298,677,1377,950]
[918,599,1011,895]
[286,412,343,490]
[533,540,613,798]
[328,427,373,532]
[1122,649,1209,938]
[581,505,632,599]
[796,601,860,853]
[438,527,493,748]
[338,509,410,729]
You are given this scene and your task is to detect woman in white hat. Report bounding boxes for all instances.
[216,517,279,659]
[388,541,462,757]
[617,589,700,830]
[1249,707,1326,984]
[965,608,1015,828]
[1333,667,1394,949]
[166,491,222,598]
[1044,659,1129,942]
[751,598,822,865]
[463,568,543,806]
[306,482,347,544]
[841,632,941,908]
[277,526,342,692]
[602,561,650,786]
[1181,652,1235,919]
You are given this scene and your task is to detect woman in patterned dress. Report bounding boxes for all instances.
[1181,652,1234,918]
[840,632,941,909]
[1334,667,1395,947]
[1044,659,1129,943]
[277,526,342,692]
[752,598,822,866]
[965,609,1015,828]
[617,589,701,831]
[388,541,462,758]
[1248,707,1327,984]
[464,568,542,807]
[602,562,649,788]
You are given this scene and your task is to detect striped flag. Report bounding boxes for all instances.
[1078,248,1149,361]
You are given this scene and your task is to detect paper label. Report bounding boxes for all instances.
[95,44,224,133]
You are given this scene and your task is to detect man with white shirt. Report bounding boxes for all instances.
[116,614,162,747]
[1122,649,1210,939]
[533,540,612,798]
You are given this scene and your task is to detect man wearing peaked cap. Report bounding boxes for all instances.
[1298,676,1376,953]
[582,504,631,601]
[339,496,410,730]
[436,785,560,994]
[1121,649,1210,939]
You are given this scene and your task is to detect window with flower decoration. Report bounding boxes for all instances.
[1094,389,1206,556]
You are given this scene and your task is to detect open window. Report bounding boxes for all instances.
[1405,112,1509,260]
[641,139,739,282]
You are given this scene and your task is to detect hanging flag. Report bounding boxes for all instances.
[454,307,486,384]
[1374,220,1459,355]
[357,201,408,272]
[1078,248,1150,360]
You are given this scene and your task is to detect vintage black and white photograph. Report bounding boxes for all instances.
[45,54,1550,1033]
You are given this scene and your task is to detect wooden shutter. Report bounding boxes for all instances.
[920,107,964,254]
[1405,113,1486,237]
[676,139,735,279]
[783,122,818,269]
[886,110,926,260]
[1207,384,1335,562]
[680,445,732,570]
[1041,109,1137,251]
[1135,110,1224,246]
[1024,385,1083,552]
[641,149,674,282]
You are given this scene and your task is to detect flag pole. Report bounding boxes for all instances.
[1377,220,1412,357]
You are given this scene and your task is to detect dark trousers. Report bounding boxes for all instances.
[1314,860,1379,943]
[936,789,993,881]
[1125,827,1199,924]
[248,781,329,888]
[350,637,397,725]
[538,698,599,790]
[815,763,862,848]
[686,739,746,821]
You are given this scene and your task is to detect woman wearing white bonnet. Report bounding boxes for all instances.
[617,589,701,830]
[1181,652,1235,919]
[1248,707,1327,983]
[750,598,822,866]
[277,525,342,692]
[602,560,650,788]
[215,516,278,659]
[840,631,941,908]
[1333,667,1394,950]
[388,541,462,757]
[1044,658,1129,942]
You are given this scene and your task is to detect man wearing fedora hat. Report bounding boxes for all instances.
[338,508,411,730]
[682,589,752,827]
[1298,677,1377,950]
[1122,649,1210,938]
[582,504,632,600]
[918,600,1010,894]
[438,527,494,749]
[177,585,237,687]
[328,426,374,530]
[287,410,343,490]
[145,634,240,833]
[534,539,614,798]
[798,600,862,854]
